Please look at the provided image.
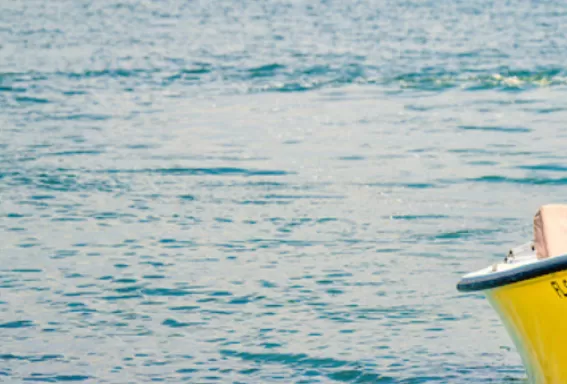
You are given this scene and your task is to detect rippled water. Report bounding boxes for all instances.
[3,0,567,382]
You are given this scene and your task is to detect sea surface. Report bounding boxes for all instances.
[2,0,567,382]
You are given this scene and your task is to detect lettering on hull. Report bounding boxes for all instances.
[551,280,567,297]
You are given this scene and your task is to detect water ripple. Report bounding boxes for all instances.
[1,0,558,382]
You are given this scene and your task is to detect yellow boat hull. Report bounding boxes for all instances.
[486,271,567,384]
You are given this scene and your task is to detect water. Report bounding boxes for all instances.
[2,0,567,382]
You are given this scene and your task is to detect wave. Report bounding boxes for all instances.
[458,126,532,133]
[102,167,292,176]
[2,65,565,96]
[0,169,128,193]
[468,175,567,185]
[220,350,396,382]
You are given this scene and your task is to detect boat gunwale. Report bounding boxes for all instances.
[457,253,567,292]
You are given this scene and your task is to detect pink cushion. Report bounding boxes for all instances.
[534,204,567,259]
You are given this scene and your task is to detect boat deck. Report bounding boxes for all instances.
[457,242,567,292]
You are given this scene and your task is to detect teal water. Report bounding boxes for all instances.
[2,0,567,382]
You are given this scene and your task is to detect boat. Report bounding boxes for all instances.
[457,204,567,384]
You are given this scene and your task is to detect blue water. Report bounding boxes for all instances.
[3,0,567,382]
